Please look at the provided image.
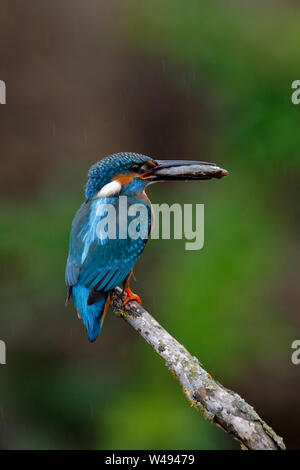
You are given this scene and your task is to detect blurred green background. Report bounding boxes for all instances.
[0,0,299,449]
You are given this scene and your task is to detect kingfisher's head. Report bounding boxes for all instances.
[85,153,156,200]
[85,152,228,201]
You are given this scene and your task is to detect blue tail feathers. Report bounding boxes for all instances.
[72,285,108,342]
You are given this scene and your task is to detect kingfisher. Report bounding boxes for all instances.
[65,152,228,342]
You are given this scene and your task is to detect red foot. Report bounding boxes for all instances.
[123,288,142,307]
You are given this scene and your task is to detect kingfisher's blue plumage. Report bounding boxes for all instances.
[66,153,155,341]
[66,152,228,341]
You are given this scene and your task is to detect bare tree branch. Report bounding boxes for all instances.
[112,287,285,450]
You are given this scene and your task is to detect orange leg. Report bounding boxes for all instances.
[123,287,142,307]
[122,270,141,306]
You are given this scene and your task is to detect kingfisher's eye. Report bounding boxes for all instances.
[131,164,141,173]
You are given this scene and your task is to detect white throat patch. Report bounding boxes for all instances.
[97,180,122,198]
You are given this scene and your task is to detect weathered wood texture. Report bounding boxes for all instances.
[112,287,285,450]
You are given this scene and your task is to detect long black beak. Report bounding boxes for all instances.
[142,160,229,182]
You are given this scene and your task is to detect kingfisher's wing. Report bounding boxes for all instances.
[65,196,151,302]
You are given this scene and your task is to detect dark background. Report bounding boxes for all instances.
[0,0,299,449]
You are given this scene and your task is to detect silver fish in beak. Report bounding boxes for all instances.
[141,160,229,181]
